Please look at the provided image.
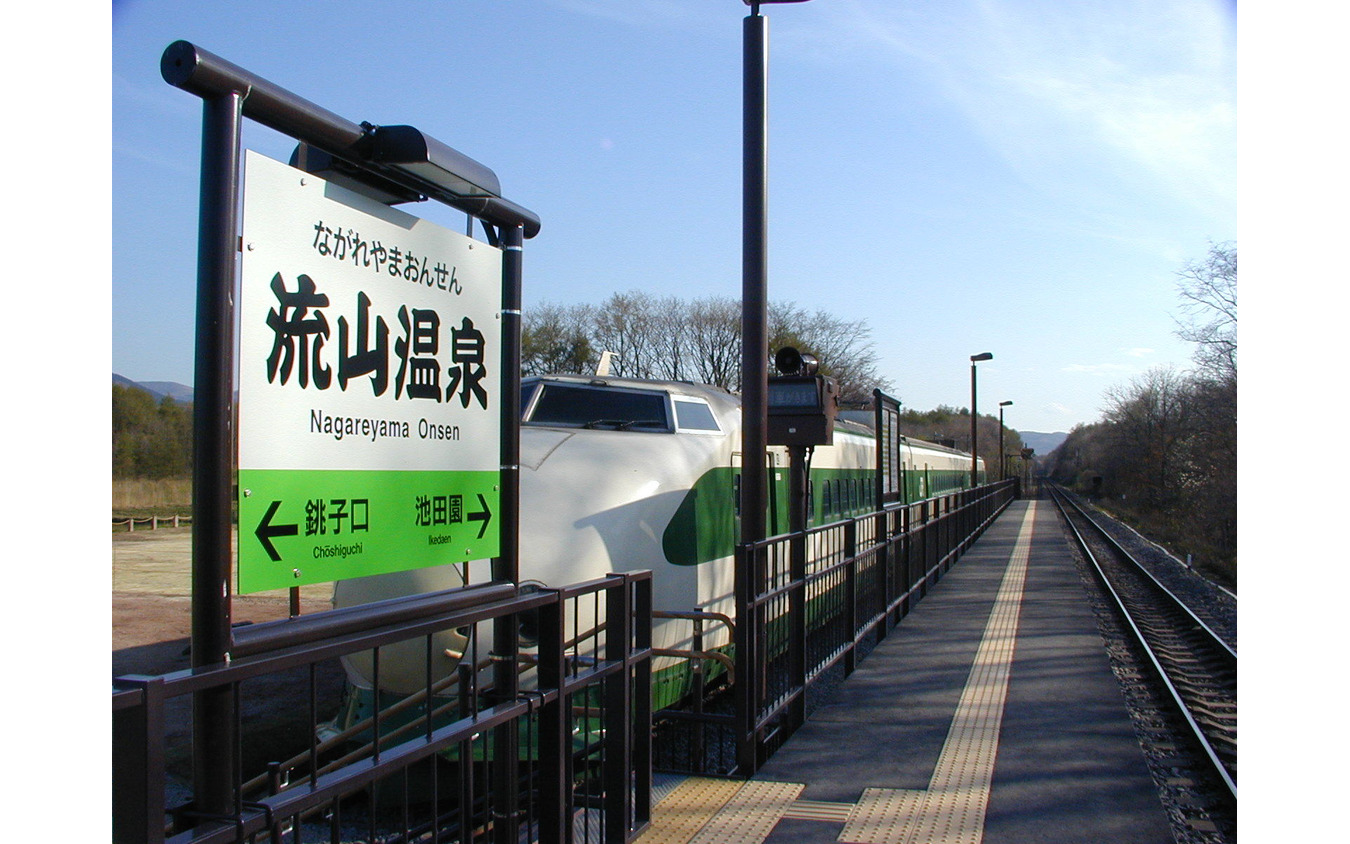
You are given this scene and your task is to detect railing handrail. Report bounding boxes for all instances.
[728,480,1017,776]
[114,571,653,844]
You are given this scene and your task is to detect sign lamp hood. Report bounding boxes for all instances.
[368,125,502,199]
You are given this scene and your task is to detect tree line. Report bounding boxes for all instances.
[1045,243,1236,582]
[110,291,896,483]
[113,293,1026,483]
[523,291,892,405]
[112,384,193,479]
[895,405,1027,481]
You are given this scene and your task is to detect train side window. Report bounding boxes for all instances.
[673,398,721,432]
[822,480,833,516]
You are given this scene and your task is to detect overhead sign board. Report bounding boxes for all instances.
[237,150,502,593]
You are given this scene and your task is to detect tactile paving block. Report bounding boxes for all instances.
[687,780,804,844]
[782,800,855,823]
[636,777,744,844]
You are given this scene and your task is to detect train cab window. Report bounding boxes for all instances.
[520,381,540,418]
[524,383,671,432]
[673,398,720,432]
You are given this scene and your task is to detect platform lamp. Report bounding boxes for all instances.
[739,0,814,778]
[969,352,993,486]
[741,0,815,549]
[998,401,1013,481]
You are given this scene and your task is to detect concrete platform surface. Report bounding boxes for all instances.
[639,499,1172,844]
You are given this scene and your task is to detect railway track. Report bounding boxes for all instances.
[1049,486,1237,808]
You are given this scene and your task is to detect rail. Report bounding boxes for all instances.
[113,572,652,844]
[1050,485,1236,802]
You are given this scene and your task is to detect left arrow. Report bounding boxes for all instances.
[255,500,299,562]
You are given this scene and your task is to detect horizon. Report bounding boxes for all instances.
[109,371,1076,437]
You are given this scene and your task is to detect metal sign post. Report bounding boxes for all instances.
[161,40,538,827]
[188,85,244,823]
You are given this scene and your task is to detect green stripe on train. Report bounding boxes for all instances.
[661,465,976,567]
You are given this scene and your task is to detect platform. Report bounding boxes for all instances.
[638,499,1174,844]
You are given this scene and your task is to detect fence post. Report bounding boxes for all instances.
[113,676,167,844]
[604,575,634,843]
[844,518,858,676]
[878,511,893,638]
[632,574,653,835]
[734,542,759,776]
[536,594,567,844]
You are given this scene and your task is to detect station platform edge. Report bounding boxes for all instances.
[637,499,1173,844]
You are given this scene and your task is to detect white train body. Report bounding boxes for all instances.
[332,374,980,698]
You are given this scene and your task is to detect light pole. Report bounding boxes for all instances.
[738,0,813,778]
[741,0,813,548]
[969,352,992,487]
[998,400,1013,481]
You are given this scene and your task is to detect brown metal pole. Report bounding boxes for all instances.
[970,361,978,487]
[736,6,769,777]
[190,88,243,820]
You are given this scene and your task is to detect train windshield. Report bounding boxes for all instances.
[524,382,672,432]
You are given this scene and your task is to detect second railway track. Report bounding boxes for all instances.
[1050,485,1237,808]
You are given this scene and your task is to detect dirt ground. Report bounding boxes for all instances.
[112,526,336,675]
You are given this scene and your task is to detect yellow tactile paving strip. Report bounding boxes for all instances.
[845,501,1035,844]
[638,503,1038,844]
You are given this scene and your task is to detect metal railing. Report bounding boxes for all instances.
[731,480,1017,774]
[113,572,652,844]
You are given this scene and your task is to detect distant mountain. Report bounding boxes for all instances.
[113,373,194,404]
[1019,431,1068,456]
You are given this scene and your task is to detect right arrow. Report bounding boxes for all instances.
[468,493,493,540]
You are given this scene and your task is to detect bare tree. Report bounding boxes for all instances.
[769,301,891,404]
[592,292,661,380]
[525,291,889,398]
[522,301,597,375]
[1175,241,1236,382]
[687,296,742,390]
[1102,365,1196,507]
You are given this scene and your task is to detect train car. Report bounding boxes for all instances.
[329,374,982,720]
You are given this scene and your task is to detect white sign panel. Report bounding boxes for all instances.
[237,150,502,593]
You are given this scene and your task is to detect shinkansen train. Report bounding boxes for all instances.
[329,373,982,720]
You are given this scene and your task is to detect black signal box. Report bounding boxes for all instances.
[767,375,839,446]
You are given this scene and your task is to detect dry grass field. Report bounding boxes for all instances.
[113,477,192,511]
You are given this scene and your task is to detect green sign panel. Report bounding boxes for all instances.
[238,151,503,593]
[237,469,498,593]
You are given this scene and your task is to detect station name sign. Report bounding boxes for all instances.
[237,151,501,593]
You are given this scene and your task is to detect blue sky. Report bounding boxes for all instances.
[108,0,1235,433]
